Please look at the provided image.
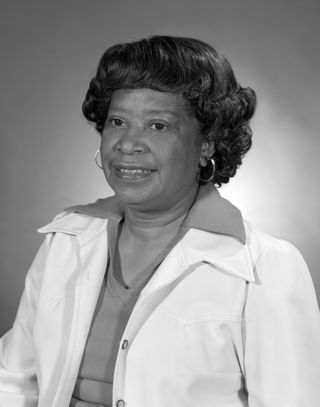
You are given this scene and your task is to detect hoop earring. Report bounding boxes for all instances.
[94,150,103,169]
[197,158,215,183]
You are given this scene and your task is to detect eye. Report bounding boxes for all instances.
[150,122,168,132]
[107,118,126,127]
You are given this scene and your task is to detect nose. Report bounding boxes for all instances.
[114,128,147,155]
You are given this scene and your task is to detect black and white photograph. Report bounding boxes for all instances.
[0,1,319,406]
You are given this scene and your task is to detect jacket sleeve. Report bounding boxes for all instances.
[243,239,320,406]
[0,235,54,407]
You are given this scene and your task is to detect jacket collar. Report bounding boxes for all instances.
[61,183,246,243]
[182,228,254,281]
[37,212,108,246]
[140,227,254,298]
[182,184,245,244]
[38,185,253,282]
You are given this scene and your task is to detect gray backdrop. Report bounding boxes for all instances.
[1,0,319,335]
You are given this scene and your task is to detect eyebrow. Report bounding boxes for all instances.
[108,107,178,117]
[143,109,177,116]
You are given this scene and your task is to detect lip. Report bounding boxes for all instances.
[114,163,156,171]
[112,163,157,181]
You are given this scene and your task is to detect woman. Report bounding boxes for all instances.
[0,35,319,407]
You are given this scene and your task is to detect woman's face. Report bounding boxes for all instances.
[100,88,207,212]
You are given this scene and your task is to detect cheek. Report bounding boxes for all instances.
[99,138,114,179]
[157,140,182,167]
[161,140,200,179]
[177,136,202,166]
[100,135,114,160]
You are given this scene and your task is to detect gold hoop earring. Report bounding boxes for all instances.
[94,150,103,169]
[197,158,215,183]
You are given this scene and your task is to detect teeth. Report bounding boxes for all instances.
[118,168,151,174]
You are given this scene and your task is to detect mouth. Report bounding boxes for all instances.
[113,165,156,181]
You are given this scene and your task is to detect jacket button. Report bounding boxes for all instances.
[121,339,129,350]
[116,400,125,407]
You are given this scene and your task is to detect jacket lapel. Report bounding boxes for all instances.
[118,226,254,364]
[38,213,110,406]
[140,227,254,298]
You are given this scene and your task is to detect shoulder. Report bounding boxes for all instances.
[244,219,304,267]
[27,211,110,293]
[36,210,109,252]
[37,195,121,238]
[244,220,314,299]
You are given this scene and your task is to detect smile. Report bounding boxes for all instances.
[114,166,156,180]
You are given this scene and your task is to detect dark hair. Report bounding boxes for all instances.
[82,35,256,186]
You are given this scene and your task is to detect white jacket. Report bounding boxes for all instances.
[0,210,320,406]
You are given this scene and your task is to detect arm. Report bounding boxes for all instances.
[0,236,53,407]
[243,239,320,406]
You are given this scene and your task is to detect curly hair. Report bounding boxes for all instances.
[82,35,256,186]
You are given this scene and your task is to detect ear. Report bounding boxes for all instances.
[199,139,215,167]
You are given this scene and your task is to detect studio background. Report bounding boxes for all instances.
[0,0,319,335]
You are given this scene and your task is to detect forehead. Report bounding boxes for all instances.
[108,88,187,116]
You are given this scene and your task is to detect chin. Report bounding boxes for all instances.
[111,184,156,207]
[117,194,158,209]
[108,173,160,205]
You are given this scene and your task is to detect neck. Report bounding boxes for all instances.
[122,184,199,240]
